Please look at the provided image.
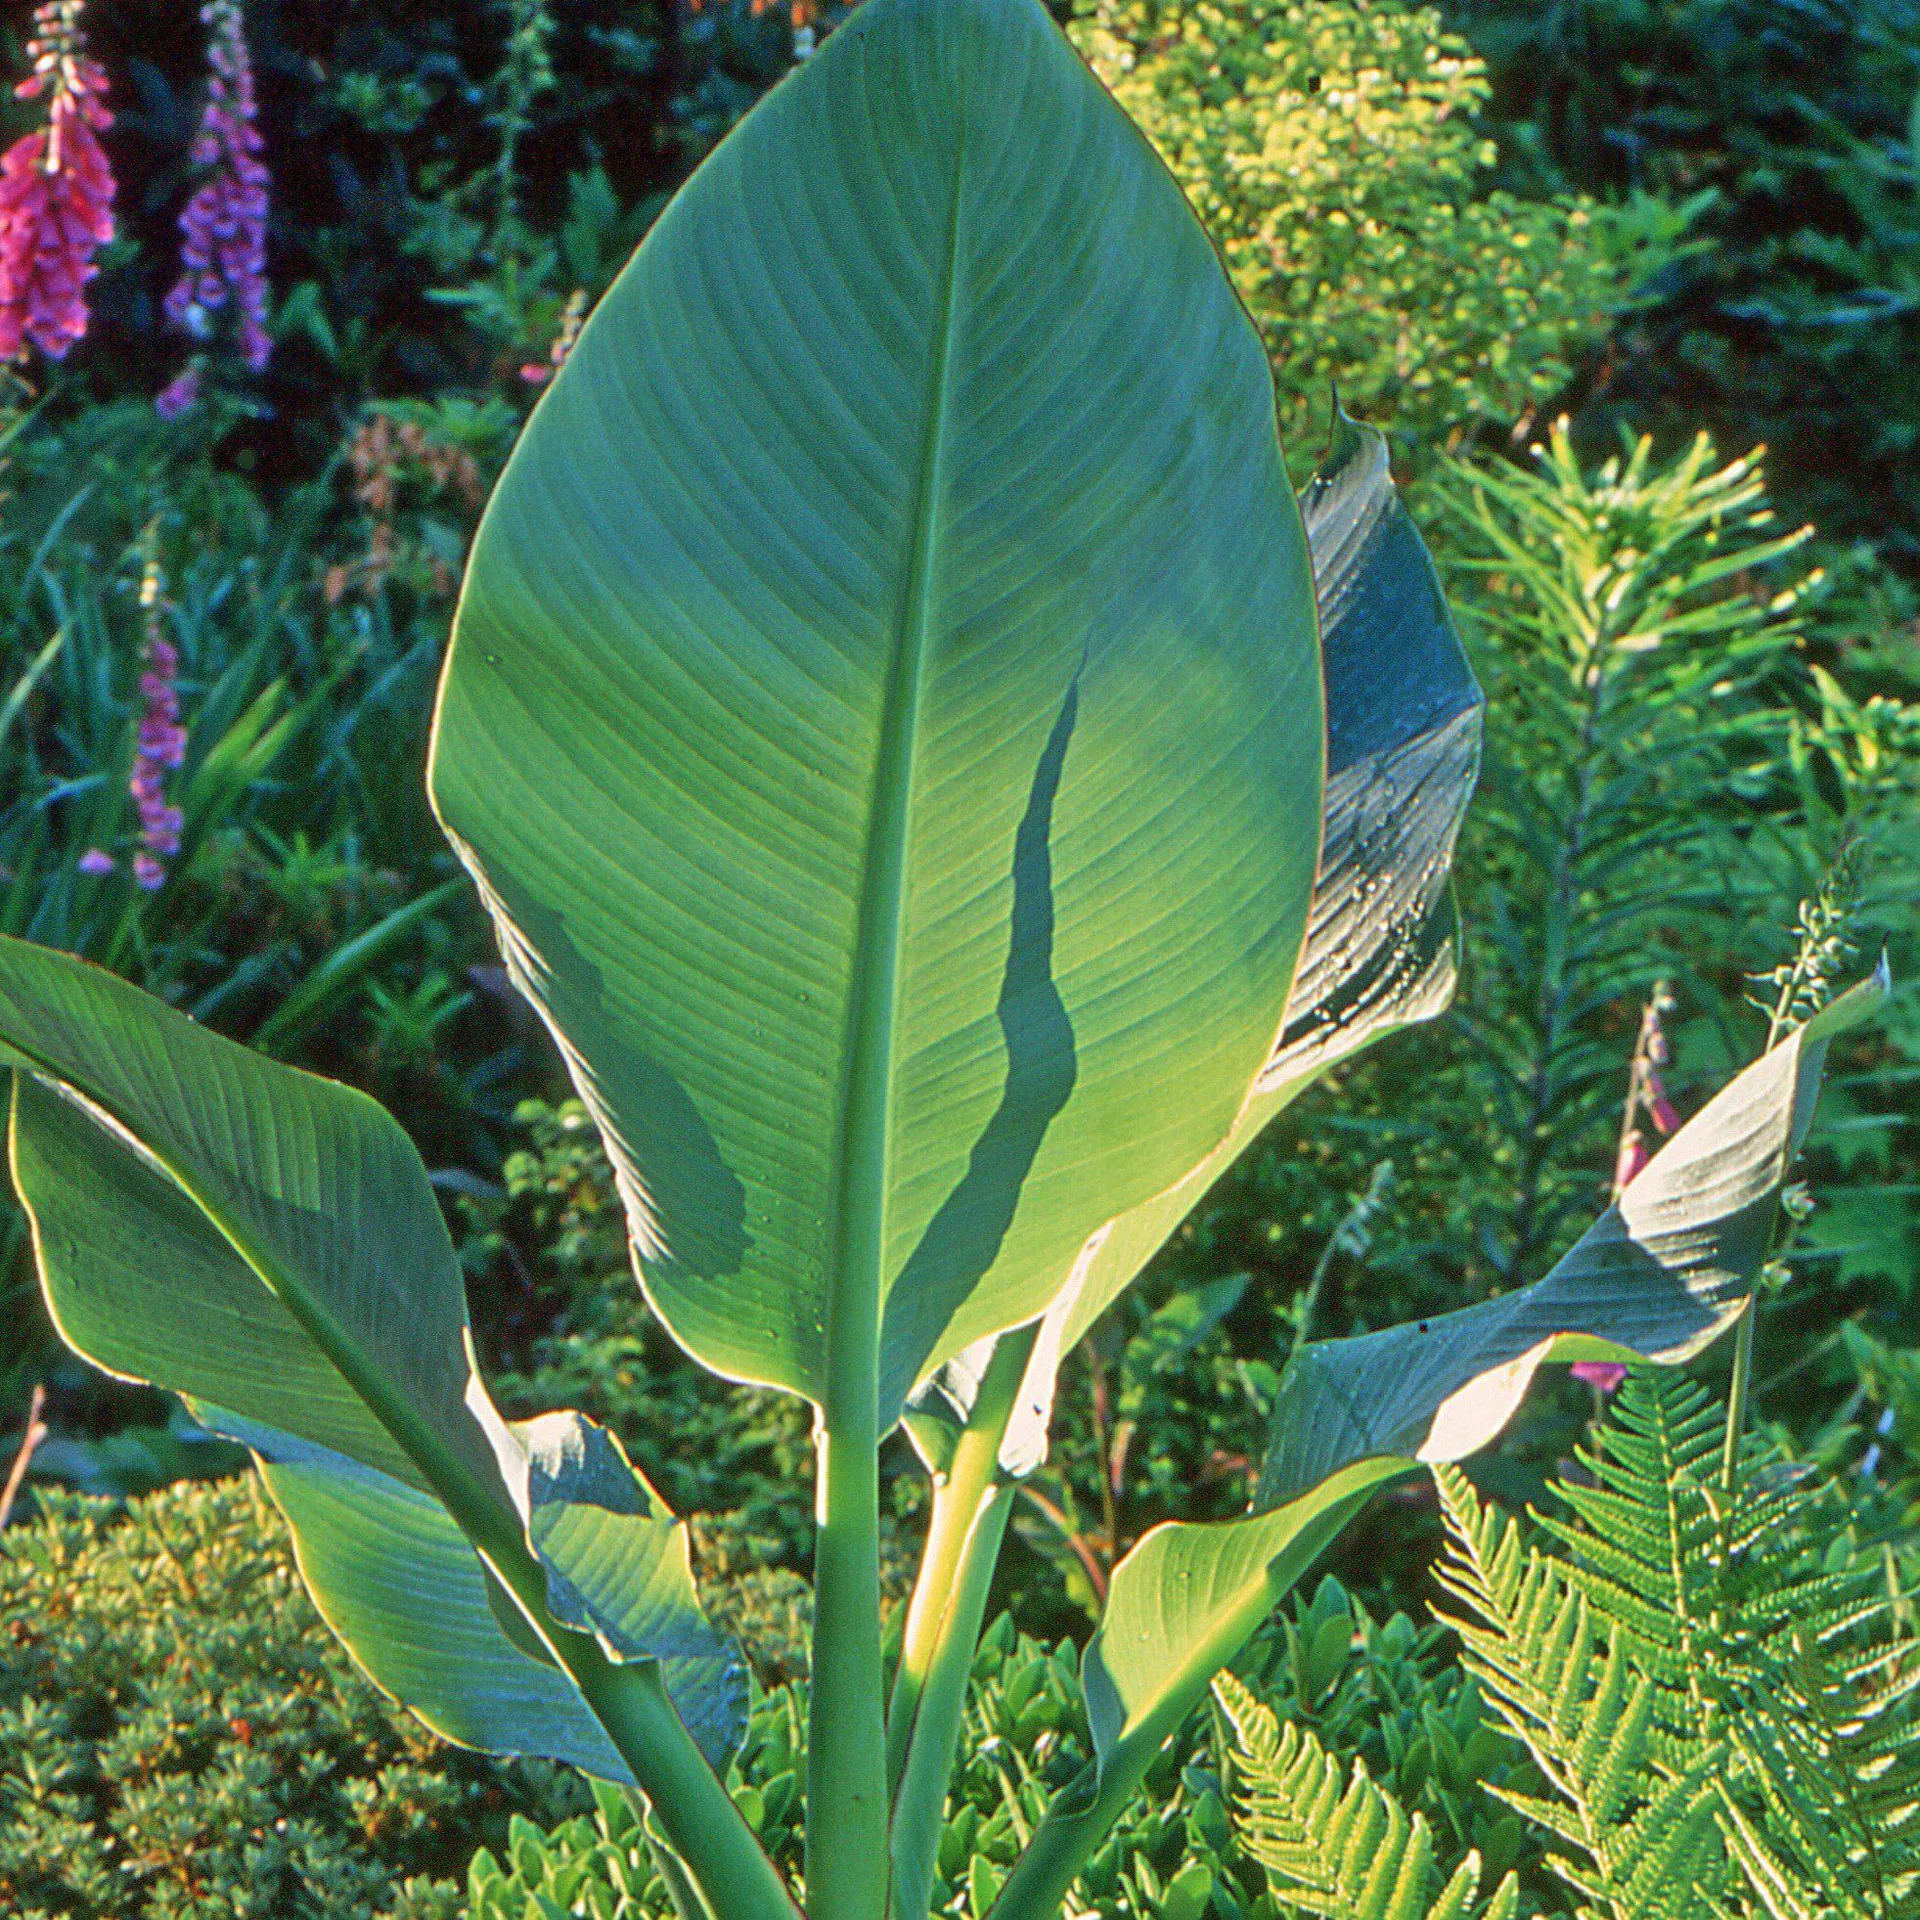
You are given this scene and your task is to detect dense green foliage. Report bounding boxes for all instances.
[1448,0,1920,568]
[467,1616,1250,1920]
[0,0,1916,1912]
[1068,0,1666,469]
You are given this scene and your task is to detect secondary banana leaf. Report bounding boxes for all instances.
[427,0,1324,1428]
[905,406,1483,1475]
[0,935,742,1775]
[1078,962,1887,1783]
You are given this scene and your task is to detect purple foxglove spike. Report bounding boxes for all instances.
[162,0,270,378]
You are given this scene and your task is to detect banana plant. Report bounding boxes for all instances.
[0,3,1885,1919]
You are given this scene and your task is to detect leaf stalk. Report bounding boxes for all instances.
[887,1325,1038,1920]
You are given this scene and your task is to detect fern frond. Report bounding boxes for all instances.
[1437,1371,1920,1918]
[1215,1671,1519,1920]
[1432,1459,1734,1917]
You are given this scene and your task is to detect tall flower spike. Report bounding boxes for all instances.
[163,0,270,377]
[1611,981,1679,1200]
[130,551,186,891]
[0,0,116,362]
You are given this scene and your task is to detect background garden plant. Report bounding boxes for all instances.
[0,0,1915,1917]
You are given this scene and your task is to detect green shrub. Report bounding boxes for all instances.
[467,1615,1246,1920]
[1069,0,1668,466]
[1447,0,1920,570]
[0,1477,586,1920]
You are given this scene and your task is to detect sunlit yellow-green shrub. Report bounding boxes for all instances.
[1070,0,1659,464]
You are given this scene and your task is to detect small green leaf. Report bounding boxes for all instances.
[969,1853,1005,1920]
[1160,1859,1214,1920]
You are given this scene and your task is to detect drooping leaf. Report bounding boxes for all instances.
[0,938,503,1506]
[519,1411,747,1767]
[427,0,1324,1424]
[0,936,743,1774]
[1075,964,1885,1794]
[196,1409,638,1782]
[1259,962,1889,1505]
[905,407,1482,1473]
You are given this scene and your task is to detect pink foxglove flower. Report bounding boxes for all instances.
[162,0,270,377]
[1611,985,1680,1201]
[129,556,186,890]
[1613,1131,1650,1193]
[76,846,115,875]
[1571,1361,1628,1396]
[0,0,115,362]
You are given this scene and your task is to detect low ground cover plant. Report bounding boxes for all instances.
[0,1476,586,1920]
[0,3,1893,1917]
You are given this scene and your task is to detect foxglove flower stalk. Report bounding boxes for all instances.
[1611,982,1680,1198]
[0,0,115,362]
[162,0,270,375]
[130,556,186,891]
[154,364,202,419]
[1576,986,1686,1398]
[518,287,586,387]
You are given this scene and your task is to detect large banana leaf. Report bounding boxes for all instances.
[1076,963,1887,1792]
[427,0,1323,1425]
[905,408,1482,1473]
[0,936,742,1775]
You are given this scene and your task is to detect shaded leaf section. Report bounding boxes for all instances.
[521,1411,747,1768]
[905,406,1482,1464]
[1044,405,1482,1365]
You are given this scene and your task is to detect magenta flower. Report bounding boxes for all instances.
[0,1,116,363]
[76,846,114,875]
[1571,1361,1629,1395]
[1612,986,1682,1201]
[128,560,186,889]
[1612,1132,1649,1192]
[154,364,202,419]
[162,0,270,376]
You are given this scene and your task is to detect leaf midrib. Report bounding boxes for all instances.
[824,130,968,1435]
